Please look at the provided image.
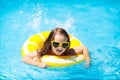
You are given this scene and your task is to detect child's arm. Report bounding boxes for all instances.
[73,46,91,68]
[22,51,47,68]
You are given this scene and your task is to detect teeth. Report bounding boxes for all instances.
[57,50,62,52]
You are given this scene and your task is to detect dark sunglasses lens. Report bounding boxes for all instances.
[53,42,59,47]
[62,43,69,48]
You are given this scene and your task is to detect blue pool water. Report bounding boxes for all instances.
[0,0,120,79]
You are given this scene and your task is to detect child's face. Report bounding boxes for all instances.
[51,34,69,55]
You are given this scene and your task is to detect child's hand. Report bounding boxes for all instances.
[41,62,48,68]
[84,62,90,68]
[37,62,48,68]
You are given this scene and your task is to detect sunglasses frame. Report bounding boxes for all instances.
[51,41,69,48]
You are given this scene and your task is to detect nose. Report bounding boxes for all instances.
[58,46,62,49]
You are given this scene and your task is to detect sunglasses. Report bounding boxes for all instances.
[51,41,69,48]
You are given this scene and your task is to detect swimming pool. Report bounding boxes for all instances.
[0,0,120,79]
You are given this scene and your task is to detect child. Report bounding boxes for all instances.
[22,27,90,68]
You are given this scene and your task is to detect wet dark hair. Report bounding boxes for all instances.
[37,27,70,57]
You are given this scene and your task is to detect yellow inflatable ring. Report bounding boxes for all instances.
[22,31,84,67]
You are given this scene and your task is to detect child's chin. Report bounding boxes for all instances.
[55,52,63,55]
